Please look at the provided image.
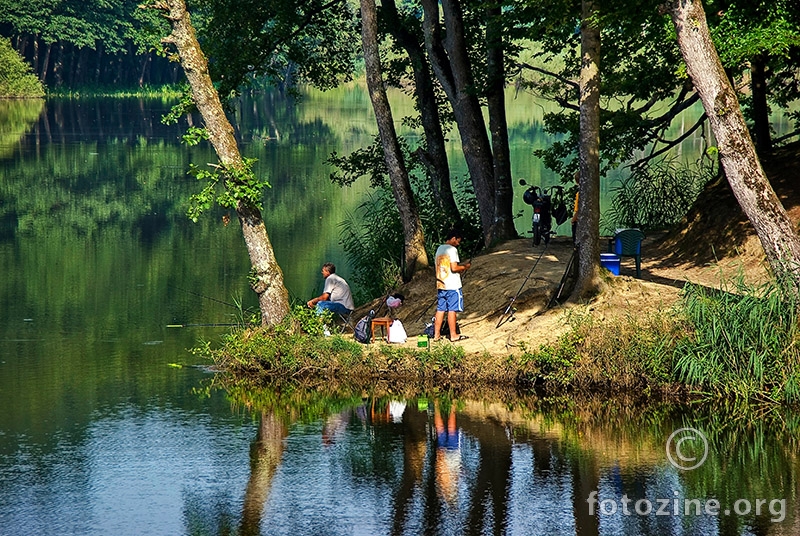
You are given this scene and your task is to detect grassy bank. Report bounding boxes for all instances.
[45,84,185,98]
[202,274,800,407]
[199,305,684,398]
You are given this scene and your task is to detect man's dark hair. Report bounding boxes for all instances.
[445,228,464,240]
[322,262,336,274]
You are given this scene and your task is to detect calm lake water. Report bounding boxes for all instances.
[0,90,797,535]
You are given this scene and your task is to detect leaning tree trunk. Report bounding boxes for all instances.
[150,0,290,325]
[382,0,460,225]
[486,4,518,241]
[571,0,603,301]
[669,0,800,290]
[421,0,498,244]
[361,0,429,281]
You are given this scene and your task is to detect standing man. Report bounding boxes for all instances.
[433,229,470,342]
[307,262,355,316]
[572,171,580,244]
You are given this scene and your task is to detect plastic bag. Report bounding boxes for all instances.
[388,319,407,343]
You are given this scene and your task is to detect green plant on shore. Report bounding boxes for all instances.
[199,306,364,381]
[417,343,465,373]
[674,276,800,404]
[605,156,712,233]
[518,308,680,393]
[0,38,44,98]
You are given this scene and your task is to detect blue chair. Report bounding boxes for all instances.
[613,229,645,278]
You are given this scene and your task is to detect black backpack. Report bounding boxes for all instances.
[423,317,460,338]
[354,310,375,344]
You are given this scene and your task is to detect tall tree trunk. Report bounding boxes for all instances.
[382,0,460,225]
[421,0,497,244]
[571,0,602,301]
[750,54,772,155]
[40,42,51,85]
[485,4,517,240]
[30,37,38,75]
[139,53,152,87]
[361,0,429,281]
[669,0,800,290]
[95,42,104,84]
[53,41,64,87]
[150,0,290,325]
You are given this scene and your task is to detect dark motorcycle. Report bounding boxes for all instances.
[520,180,567,246]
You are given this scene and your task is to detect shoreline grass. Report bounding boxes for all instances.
[45,84,185,99]
[202,275,800,407]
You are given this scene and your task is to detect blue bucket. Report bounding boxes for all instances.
[600,253,621,276]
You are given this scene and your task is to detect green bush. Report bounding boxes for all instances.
[518,309,679,393]
[0,38,44,98]
[605,156,711,233]
[202,306,364,381]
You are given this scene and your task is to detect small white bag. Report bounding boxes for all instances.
[388,319,407,343]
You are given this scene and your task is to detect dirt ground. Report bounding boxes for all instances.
[354,142,800,356]
[356,142,800,355]
[355,234,770,356]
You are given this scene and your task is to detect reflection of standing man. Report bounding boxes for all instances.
[433,229,470,342]
[434,401,461,505]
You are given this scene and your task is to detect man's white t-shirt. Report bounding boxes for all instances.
[435,244,462,291]
[323,273,355,310]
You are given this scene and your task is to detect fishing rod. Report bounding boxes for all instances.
[168,284,239,309]
[548,245,577,309]
[415,239,481,325]
[166,323,239,328]
[495,242,549,329]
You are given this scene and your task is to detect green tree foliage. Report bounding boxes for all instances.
[0,0,178,89]
[706,0,800,149]
[0,37,43,97]
[190,0,361,97]
[521,0,799,181]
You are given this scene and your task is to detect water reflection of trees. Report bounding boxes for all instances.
[231,388,799,535]
[241,411,287,536]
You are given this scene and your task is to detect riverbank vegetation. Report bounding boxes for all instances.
[45,84,185,99]
[0,38,43,97]
[203,270,800,406]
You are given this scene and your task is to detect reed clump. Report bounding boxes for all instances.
[518,275,800,404]
[515,309,683,396]
[674,277,800,404]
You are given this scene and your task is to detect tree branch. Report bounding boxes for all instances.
[520,62,579,94]
[632,112,707,168]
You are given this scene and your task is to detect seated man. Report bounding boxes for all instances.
[307,262,355,316]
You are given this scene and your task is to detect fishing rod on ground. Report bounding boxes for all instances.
[415,238,481,325]
[495,241,549,329]
[547,245,577,309]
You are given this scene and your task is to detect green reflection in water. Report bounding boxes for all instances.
[222,383,799,535]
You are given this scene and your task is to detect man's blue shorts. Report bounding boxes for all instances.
[436,289,463,312]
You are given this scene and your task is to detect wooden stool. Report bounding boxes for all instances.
[371,317,393,342]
